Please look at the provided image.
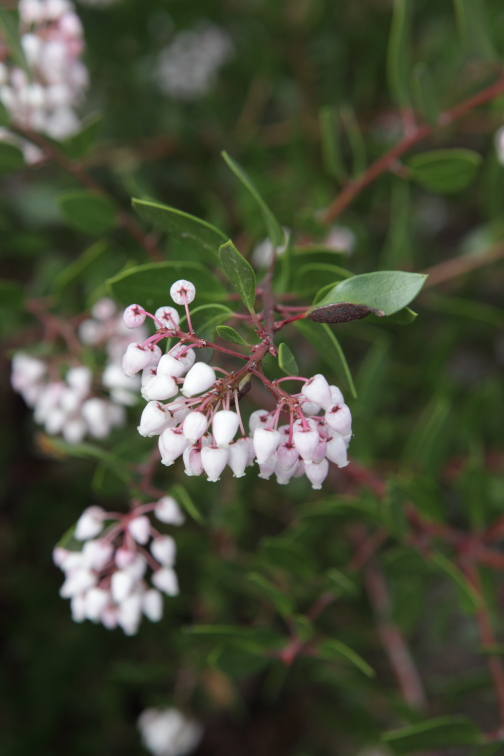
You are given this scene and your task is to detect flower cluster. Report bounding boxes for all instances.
[54,495,185,635]
[0,0,88,141]
[156,24,233,100]
[138,707,203,756]
[122,279,353,490]
[11,298,143,444]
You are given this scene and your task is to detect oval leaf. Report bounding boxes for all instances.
[58,190,117,235]
[382,716,483,753]
[216,325,250,346]
[313,271,426,317]
[294,320,357,398]
[169,483,205,524]
[407,148,482,193]
[278,343,299,376]
[219,240,256,313]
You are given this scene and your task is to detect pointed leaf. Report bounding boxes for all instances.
[407,149,482,193]
[278,343,299,376]
[58,190,117,235]
[387,0,412,108]
[312,271,426,317]
[247,572,294,618]
[317,639,375,677]
[382,716,483,753]
[412,63,439,125]
[169,483,205,525]
[216,325,250,346]
[219,240,256,313]
[221,151,284,247]
[294,320,357,399]
[430,550,482,611]
[319,106,346,182]
[0,8,28,73]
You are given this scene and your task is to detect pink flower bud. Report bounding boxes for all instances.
[170,345,196,373]
[128,516,151,545]
[227,438,248,478]
[183,446,204,477]
[305,458,329,490]
[275,459,298,485]
[151,535,176,566]
[182,362,216,397]
[122,343,152,377]
[123,304,146,329]
[325,404,352,436]
[75,506,106,540]
[85,588,110,621]
[277,442,299,471]
[330,385,345,405]
[253,428,281,464]
[141,374,178,402]
[111,570,134,603]
[157,354,186,379]
[183,411,208,444]
[115,547,136,569]
[201,446,228,482]
[248,409,270,434]
[154,306,180,330]
[60,568,96,598]
[170,279,196,305]
[151,567,179,596]
[82,539,113,570]
[313,438,327,463]
[146,344,163,367]
[212,410,239,447]
[325,435,349,467]
[138,401,175,437]
[302,374,333,411]
[154,496,185,525]
[53,546,70,566]
[91,297,116,322]
[143,589,163,622]
[292,423,320,463]
[159,428,190,466]
[117,592,143,636]
[258,452,278,480]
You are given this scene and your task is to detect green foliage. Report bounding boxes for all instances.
[216,325,250,346]
[0,142,24,174]
[294,320,357,398]
[382,716,483,752]
[58,190,117,235]
[407,149,483,193]
[387,0,412,108]
[277,342,299,376]
[218,240,257,313]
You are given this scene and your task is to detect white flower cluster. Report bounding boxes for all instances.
[156,24,233,100]
[11,298,143,444]
[0,0,89,141]
[76,0,119,6]
[54,495,185,635]
[138,707,203,756]
[122,280,352,490]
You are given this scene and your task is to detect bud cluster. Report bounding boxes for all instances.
[11,298,144,444]
[53,495,185,635]
[0,0,89,142]
[122,280,353,490]
[138,707,203,756]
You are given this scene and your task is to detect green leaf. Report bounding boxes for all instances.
[210,643,269,679]
[430,550,482,612]
[40,437,132,484]
[341,106,367,178]
[317,639,375,677]
[179,305,233,343]
[294,320,357,398]
[452,0,495,59]
[132,199,227,257]
[312,271,426,316]
[60,113,103,160]
[221,151,284,247]
[293,263,352,298]
[51,239,111,295]
[278,343,299,376]
[0,142,25,174]
[326,568,359,596]
[407,149,483,194]
[0,279,22,308]
[368,306,417,325]
[0,8,28,73]
[319,106,346,182]
[107,261,226,311]
[387,0,412,108]
[58,190,117,235]
[412,63,439,125]
[247,572,294,618]
[216,325,250,346]
[169,483,205,525]
[382,716,483,753]
[218,240,256,313]
[184,624,283,649]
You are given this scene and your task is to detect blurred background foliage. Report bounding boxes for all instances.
[2,0,504,754]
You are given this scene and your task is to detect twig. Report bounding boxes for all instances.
[422,242,504,288]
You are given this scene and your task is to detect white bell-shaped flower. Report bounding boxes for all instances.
[212,410,239,448]
[122,343,152,377]
[330,385,345,405]
[157,353,186,379]
[253,428,281,464]
[277,442,299,471]
[151,535,176,566]
[143,589,163,622]
[70,593,87,623]
[181,362,216,397]
[128,515,151,545]
[258,451,278,480]
[183,411,208,444]
[85,587,110,622]
[325,435,349,467]
[141,374,178,402]
[154,496,185,525]
[275,459,298,485]
[154,306,180,329]
[123,304,146,329]
[313,438,328,463]
[227,438,248,478]
[82,539,113,570]
[75,506,106,540]
[170,279,196,305]
[117,591,143,636]
[152,567,179,596]
[111,570,135,603]
[159,428,190,466]
[66,365,92,394]
[60,568,96,598]
[183,446,204,477]
[81,398,111,439]
[201,446,228,482]
[301,374,333,410]
[138,401,175,437]
[170,345,196,373]
[292,421,320,463]
[248,409,270,433]
[146,344,163,367]
[325,403,352,436]
[305,458,329,489]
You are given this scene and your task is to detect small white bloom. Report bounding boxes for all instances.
[305,458,329,489]
[143,589,163,622]
[117,591,143,636]
[170,279,196,305]
[227,438,248,478]
[181,362,216,398]
[325,434,349,467]
[154,306,180,329]
[128,516,151,545]
[292,420,320,463]
[154,496,185,525]
[138,401,175,437]
[66,365,92,394]
[151,535,176,566]
[183,445,204,477]
[70,593,87,622]
[152,568,179,596]
[122,343,153,377]
[201,446,228,482]
[111,570,135,603]
[82,539,113,570]
[258,452,278,480]
[123,304,146,329]
[75,506,106,541]
[81,397,111,439]
[91,298,116,322]
[157,354,186,379]
[60,568,96,598]
[141,374,179,402]
[183,411,208,444]
[248,409,270,433]
[85,587,110,621]
[138,707,203,756]
[302,374,333,411]
[212,410,239,448]
[325,403,352,436]
[253,428,281,464]
[159,428,190,466]
[277,442,299,471]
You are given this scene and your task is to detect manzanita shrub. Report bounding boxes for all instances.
[3,0,504,754]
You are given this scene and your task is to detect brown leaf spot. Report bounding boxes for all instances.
[307,302,385,324]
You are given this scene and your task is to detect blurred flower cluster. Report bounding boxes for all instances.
[138,707,203,756]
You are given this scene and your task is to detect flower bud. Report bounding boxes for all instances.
[170,279,196,305]
[53,547,70,567]
[227,438,248,478]
[81,398,111,439]
[305,458,329,490]
[60,568,96,598]
[75,506,106,540]
[70,594,87,623]
[183,445,203,477]
[115,547,136,569]
[117,592,143,636]
[66,365,92,394]
[91,297,116,322]
[123,304,146,329]
[141,374,178,402]
[159,428,189,466]
[146,344,163,367]
[157,353,186,379]
[128,516,151,545]
[325,403,352,436]
[302,374,333,411]
[60,387,83,414]
[182,362,216,398]
[330,385,345,405]
[85,588,110,621]
[154,496,185,525]
[292,423,320,463]
[154,306,180,330]
[151,567,179,596]
[325,435,349,467]
[143,589,163,622]
[313,438,327,463]
[275,459,298,485]
[253,428,281,464]
[248,409,270,434]
[138,401,175,437]
[151,535,176,566]
[170,345,196,373]
[122,343,152,377]
[277,442,299,471]
[183,411,208,444]
[212,410,239,448]
[201,446,228,482]
[111,570,134,603]
[101,605,118,630]
[258,451,278,480]
[82,539,113,571]
[45,408,66,435]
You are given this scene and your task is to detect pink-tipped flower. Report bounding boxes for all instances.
[157,354,186,379]
[170,279,196,305]
[123,304,146,329]
[183,411,208,444]
[305,458,329,490]
[248,409,270,434]
[258,452,278,480]
[212,410,239,448]
[292,421,320,463]
[201,446,228,482]
[181,362,216,397]
[325,435,349,467]
[75,506,106,541]
[183,445,204,477]
[154,306,180,330]
[91,297,116,322]
[143,589,163,622]
[82,539,113,571]
[325,403,352,436]
[146,344,163,367]
[302,374,333,411]
[85,588,110,622]
[277,442,299,471]
[115,547,136,569]
[138,401,175,437]
[275,459,298,485]
[122,343,152,377]
[151,535,176,566]
[227,438,248,478]
[151,567,179,596]
[154,496,185,525]
[159,428,190,466]
[111,570,135,603]
[128,515,151,545]
[141,374,178,402]
[253,428,281,464]
[170,345,196,373]
[330,385,345,405]
[313,438,328,463]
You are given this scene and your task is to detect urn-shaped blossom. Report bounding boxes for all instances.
[325,403,352,436]
[154,305,180,329]
[212,410,239,448]
[253,428,281,464]
[170,279,196,305]
[138,401,175,437]
[183,411,208,444]
[122,343,152,377]
[181,362,216,397]
[201,446,228,482]
[123,304,146,329]
[302,374,333,410]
